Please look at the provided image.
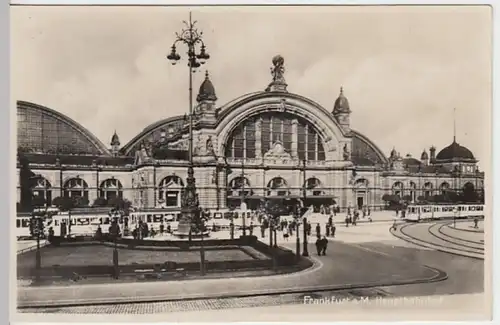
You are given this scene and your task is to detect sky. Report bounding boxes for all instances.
[11,5,492,165]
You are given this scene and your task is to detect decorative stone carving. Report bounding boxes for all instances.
[271,55,285,84]
[343,143,351,161]
[265,55,288,92]
[278,98,287,112]
[264,138,292,159]
[206,135,214,155]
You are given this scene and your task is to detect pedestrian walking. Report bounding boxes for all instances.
[331,224,336,237]
[320,236,328,256]
[315,237,322,255]
[316,223,321,237]
[326,224,330,237]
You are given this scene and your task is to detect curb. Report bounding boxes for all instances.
[17,241,48,255]
[17,264,447,309]
[437,223,484,249]
[446,223,484,234]
[390,224,484,260]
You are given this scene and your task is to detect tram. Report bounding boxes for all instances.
[15,207,59,239]
[127,208,261,232]
[16,208,114,239]
[404,204,485,222]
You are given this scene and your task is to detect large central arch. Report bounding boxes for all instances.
[216,91,347,161]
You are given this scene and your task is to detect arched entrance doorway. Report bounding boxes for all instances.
[227,176,253,210]
[354,178,369,210]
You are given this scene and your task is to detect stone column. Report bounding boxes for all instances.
[255,117,262,158]
[291,119,298,158]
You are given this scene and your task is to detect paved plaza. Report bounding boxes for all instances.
[16,215,485,315]
[17,238,443,308]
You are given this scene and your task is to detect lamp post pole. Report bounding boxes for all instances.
[301,159,309,257]
[295,211,301,259]
[168,12,210,231]
[241,160,246,236]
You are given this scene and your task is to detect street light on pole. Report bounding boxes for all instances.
[300,159,309,257]
[167,11,210,234]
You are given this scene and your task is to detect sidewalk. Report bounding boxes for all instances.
[17,240,445,308]
[17,240,48,255]
[127,211,397,244]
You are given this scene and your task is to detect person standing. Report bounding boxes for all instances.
[331,224,336,238]
[316,223,321,238]
[315,237,322,255]
[320,236,328,256]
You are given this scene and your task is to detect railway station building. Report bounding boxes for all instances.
[16,57,485,213]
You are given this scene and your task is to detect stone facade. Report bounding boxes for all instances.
[16,57,485,212]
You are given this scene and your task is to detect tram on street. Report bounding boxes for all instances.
[404,204,485,222]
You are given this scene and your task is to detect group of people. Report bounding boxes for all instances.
[315,236,329,255]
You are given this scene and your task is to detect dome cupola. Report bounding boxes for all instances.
[332,87,351,114]
[421,149,429,160]
[110,130,120,156]
[110,130,120,146]
[332,87,351,133]
[196,70,217,102]
[436,140,475,161]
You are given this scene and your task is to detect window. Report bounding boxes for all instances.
[32,177,52,204]
[224,112,326,161]
[64,178,89,199]
[99,178,123,201]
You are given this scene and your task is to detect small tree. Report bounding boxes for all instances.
[108,197,132,216]
[93,197,108,207]
[402,195,412,203]
[32,195,48,208]
[74,196,89,208]
[52,196,75,212]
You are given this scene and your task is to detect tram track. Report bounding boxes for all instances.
[393,223,483,260]
[436,223,484,249]
[427,223,484,254]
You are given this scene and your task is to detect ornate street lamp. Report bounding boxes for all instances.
[109,209,121,279]
[167,12,211,231]
[300,159,309,257]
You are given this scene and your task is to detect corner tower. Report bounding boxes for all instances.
[332,87,351,133]
[196,70,218,123]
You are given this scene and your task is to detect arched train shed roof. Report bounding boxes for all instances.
[17,101,111,155]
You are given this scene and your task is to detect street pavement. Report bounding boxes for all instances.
[392,221,484,259]
[16,213,486,315]
[17,238,441,308]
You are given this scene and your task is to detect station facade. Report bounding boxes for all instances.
[16,57,484,212]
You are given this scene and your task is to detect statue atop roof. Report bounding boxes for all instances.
[265,55,288,92]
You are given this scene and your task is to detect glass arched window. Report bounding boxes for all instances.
[408,182,417,202]
[224,112,326,161]
[423,182,433,199]
[158,175,184,207]
[392,182,404,198]
[100,178,123,201]
[440,182,450,195]
[462,182,476,202]
[267,177,290,197]
[305,177,323,196]
[32,177,52,204]
[64,178,89,199]
[227,176,252,197]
